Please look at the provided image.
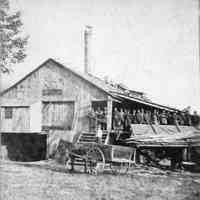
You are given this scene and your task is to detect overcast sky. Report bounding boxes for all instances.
[2,0,200,112]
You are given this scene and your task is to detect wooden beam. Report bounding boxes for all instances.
[42,99,75,103]
[91,99,107,102]
[0,131,46,135]
[107,97,113,132]
[0,105,29,108]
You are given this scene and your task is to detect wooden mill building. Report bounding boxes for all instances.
[0,58,113,160]
[0,58,198,161]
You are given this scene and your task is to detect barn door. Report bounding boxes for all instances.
[42,101,74,130]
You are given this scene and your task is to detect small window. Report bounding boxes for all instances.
[5,107,13,119]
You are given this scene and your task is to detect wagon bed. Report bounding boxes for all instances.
[64,142,136,174]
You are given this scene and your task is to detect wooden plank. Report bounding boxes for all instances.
[1,105,29,108]
[30,101,42,132]
[12,107,30,131]
[42,100,75,103]
[112,148,135,161]
[106,97,113,132]
[1,107,30,132]
[0,131,44,134]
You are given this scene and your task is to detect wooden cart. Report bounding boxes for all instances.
[64,142,136,174]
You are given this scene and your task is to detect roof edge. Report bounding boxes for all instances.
[0,58,115,99]
[0,58,52,96]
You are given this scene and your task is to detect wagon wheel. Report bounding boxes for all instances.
[86,146,105,174]
[110,162,130,174]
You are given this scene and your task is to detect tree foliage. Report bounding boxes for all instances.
[0,0,28,73]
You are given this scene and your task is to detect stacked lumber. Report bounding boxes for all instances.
[126,125,200,147]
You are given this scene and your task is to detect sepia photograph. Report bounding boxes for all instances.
[0,0,200,199]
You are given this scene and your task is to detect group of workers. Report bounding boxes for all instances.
[88,106,200,131]
[88,107,107,131]
[113,108,200,131]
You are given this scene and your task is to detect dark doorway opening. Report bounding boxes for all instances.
[1,133,47,161]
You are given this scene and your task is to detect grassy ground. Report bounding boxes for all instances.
[0,160,200,200]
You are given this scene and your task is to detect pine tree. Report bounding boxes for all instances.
[0,0,28,73]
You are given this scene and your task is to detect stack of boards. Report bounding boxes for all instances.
[126,124,200,147]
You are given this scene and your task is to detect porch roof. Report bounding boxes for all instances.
[111,92,180,112]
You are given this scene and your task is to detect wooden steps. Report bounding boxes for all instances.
[77,131,108,144]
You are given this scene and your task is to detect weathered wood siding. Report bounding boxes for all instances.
[30,102,42,132]
[42,102,74,130]
[39,60,107,134]
[0,69,41,133]
[0,59,108,140]
[1,70,40,105]
[1,107,30,132]
[38,60,108,155]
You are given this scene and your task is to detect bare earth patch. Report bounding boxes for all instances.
[0,161,200,200]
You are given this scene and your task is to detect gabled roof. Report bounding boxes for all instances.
[0,58,182,112]
[0,58,120,97]
[50,59,120,95]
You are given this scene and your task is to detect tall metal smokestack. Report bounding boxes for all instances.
[84,25,92,74]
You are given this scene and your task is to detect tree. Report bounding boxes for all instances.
[0,0,28,73]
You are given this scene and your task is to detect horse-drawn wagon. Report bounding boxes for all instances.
[57,140,136,174]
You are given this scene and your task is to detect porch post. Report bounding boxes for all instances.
[46,131,49,160]
[107,97,113,132]
[0,108,1,159]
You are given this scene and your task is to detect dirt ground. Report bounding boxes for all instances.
[0,160,200,200]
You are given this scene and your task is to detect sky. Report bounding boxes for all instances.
[2,0,200,112]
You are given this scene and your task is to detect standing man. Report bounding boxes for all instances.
[152,109,159,125]
[113,107,123,140]
[131,109,137,124]
[96,125,103,144]
[160,110,168,125]
[191,111,200,127]
[144,110,151,124]
[136,109,142,124]
[88,107,96,131]
[124,109,132,131]
[113,107,120,130]
[95,107,103,130]
[119,108,125,130]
